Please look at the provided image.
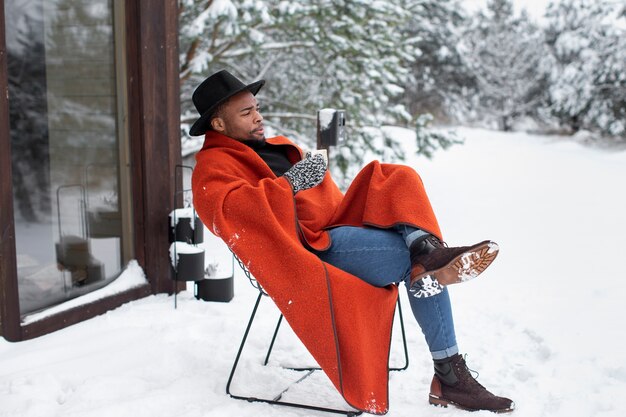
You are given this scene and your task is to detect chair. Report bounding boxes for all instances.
[226,254,410,416]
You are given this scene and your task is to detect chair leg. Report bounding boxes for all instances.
[263,313,283,366]
[226,290,362,416]
[390,296,410,372]
[226,290,264,397]
[264,313,323,371]
[264,297,409,373]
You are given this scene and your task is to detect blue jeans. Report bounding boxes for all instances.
[314,226,458,360]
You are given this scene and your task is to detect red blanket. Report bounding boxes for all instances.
[192,131,441,414]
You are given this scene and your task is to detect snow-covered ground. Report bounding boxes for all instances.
[2,127,625,417]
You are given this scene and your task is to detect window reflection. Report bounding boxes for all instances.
[5,0,129,315]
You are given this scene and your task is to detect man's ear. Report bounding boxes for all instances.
[211,117,225,132]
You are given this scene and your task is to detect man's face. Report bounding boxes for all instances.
[211,91,264,141]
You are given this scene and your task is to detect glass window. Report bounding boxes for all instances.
[4,0,132,315]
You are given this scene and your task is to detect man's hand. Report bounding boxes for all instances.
[283,153,327,194]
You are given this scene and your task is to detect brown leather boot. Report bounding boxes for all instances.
[429,354,515,413]
[409,236,499,297]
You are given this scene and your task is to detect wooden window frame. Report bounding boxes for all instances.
[0,0,183,342]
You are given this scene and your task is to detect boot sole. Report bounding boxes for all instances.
[410,276,443,298]
[429,393,515,413]
[410,241,499,294]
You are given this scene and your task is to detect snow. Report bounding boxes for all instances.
[318,108,336,130]
[169,242,204,268]
[169,207,198,229]
[2,127,626,417]
[200,230,235,279]
[207,0,237,19]
[20,260,147,326]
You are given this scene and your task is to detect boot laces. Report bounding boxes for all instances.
[454,354,484,388]
[426,235,448,248]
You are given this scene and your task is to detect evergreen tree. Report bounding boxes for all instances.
[461,0,552,131]
[178,0,460,182]
[399,0,473,122]
[414,114,462,159]
[544,0,625,137]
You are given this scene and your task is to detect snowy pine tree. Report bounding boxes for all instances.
[179,1,411,178]
[414,114,462,159]
[399,0,473,122]
[461,0,552,131]
[178,0,460,182]
[544,0,626,137]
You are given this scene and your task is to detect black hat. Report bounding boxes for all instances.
[189,70,265,136]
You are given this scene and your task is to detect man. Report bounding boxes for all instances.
[191,70,514,414]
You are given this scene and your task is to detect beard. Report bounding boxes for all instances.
[248,127,265,141]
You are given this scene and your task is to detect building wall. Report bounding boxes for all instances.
[0,0,183,341]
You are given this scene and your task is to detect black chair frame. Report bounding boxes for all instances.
[226,256,410,416]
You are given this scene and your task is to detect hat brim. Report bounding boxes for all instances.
[188,79,265,136]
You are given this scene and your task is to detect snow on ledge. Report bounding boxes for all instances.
[22,260,148,325]
[169,207,197,229]
[169,241,204,268]
[318,108,336,130]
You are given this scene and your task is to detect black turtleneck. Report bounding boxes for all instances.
[242,139,294,177]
